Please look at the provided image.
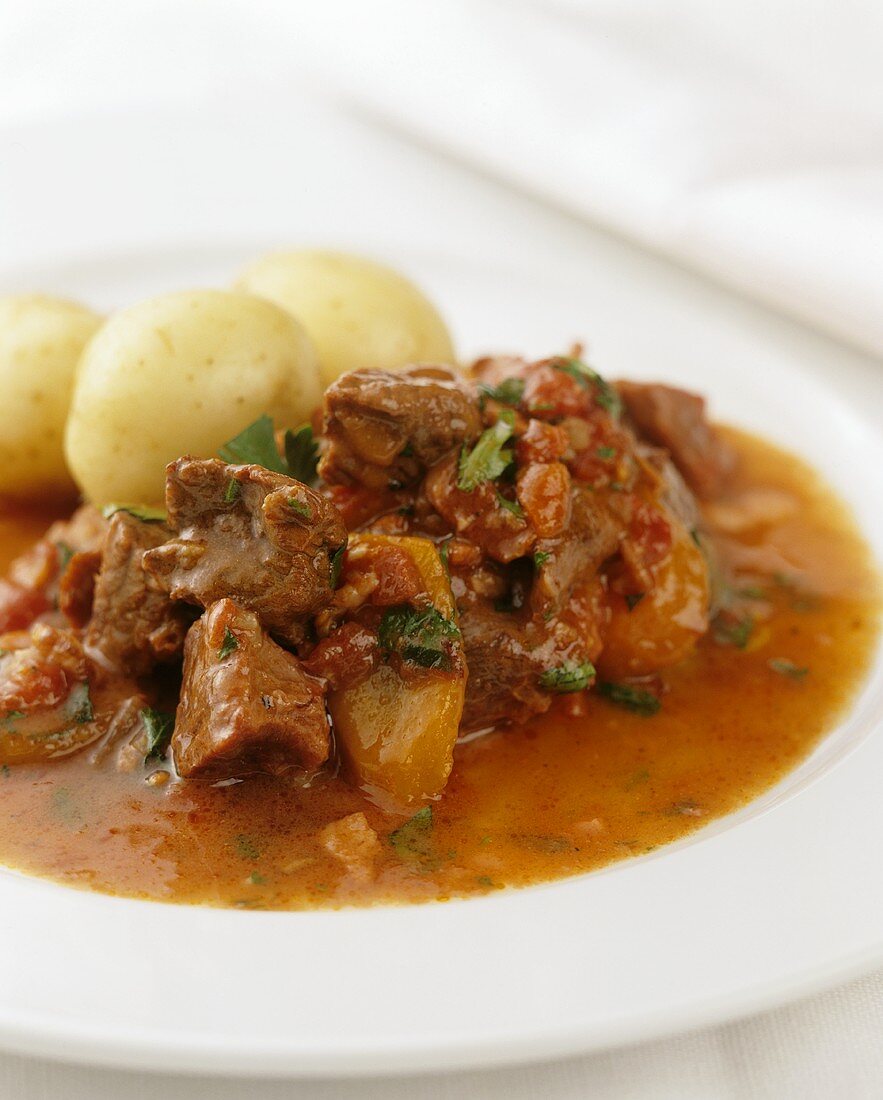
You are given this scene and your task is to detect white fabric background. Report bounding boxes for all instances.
[0,2,881,1096]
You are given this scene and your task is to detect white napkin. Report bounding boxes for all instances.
[293,0,883,360]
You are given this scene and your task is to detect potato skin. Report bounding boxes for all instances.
[235,250,456,386]
[0,295,102,500]
[64,290,321,506]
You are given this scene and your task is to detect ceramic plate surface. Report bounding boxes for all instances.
[0,106,881,1077]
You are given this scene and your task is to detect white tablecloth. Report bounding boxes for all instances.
[0,4,881,1096]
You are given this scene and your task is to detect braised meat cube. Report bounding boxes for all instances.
[172,598,330,781]
[85,513,191,675]
[617,382,735,499]
[459,605,595,730]
[143,458,347,646]
[320,366,482,490]
[0,625,100,763]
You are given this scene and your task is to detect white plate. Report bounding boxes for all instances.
[0,242,879,1079]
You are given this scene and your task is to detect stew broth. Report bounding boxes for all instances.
[0,428,878,908]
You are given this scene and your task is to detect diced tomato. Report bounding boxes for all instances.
[522,365,594,421]
[0,580,50,633]
[516,420,569,465]
[517,462,572,538]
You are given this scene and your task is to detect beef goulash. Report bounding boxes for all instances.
[0,354,878,908]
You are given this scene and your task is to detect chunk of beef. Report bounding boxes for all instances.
[143,458,347,647]
[0,624,99,763]
[423,451,536,564]
[320,366,482,490]
[531,487,622,616]
[617,382,736,499]
[459,604,594,730]
[172,598,330,780]
[58,549,102,629]
[85,513,192,675]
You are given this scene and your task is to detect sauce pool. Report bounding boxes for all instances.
[0,427,879,908]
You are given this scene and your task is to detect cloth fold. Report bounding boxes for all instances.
[292,0,883,359]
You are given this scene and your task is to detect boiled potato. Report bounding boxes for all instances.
[65,290,321,506]
[328,535,466,810]
[0,295,102,499]
[235,250,455,386]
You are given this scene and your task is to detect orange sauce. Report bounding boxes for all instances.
[0,428,878,908]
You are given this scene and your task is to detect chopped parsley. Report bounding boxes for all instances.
[712,612,754,649]
[457,418,514,491]
[218,627,239,661]
[223,478,241,504]
[597,682,661,715]
[533,550,551,569]
[234,834,261,862]
[220,414,288,474]
[378,603,460,671]
[102,503,167,523]
[496,491,524,519]
[141,707,175,760]
[287,497,312,519]
[55,541,74,575]
[329,544,346,588]
[539,660,595,694]
[389,806,434,863]
[552,358,622,418]
[283,424,320,485]
[478,377,525,407]
[596,445,616,460]
[768,658,809,680]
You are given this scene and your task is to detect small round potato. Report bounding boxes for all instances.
[235,250,456,386]
[0,295,102,500]
[65,290,321,506]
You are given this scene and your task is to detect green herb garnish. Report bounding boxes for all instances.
[55,541,75,575]
[596,446,616,460]
[496,491,524,519]
[457,419,514,491]
[768,658,809,680]
[712,613,753,649]
[220,414,287,473]
[141,707,174,760]
[552,358,622,417]
[598,682,661,715]
[218,627,239,661]
[287,498,312,519]
[283,424,320,485]
[234,834,261,862]
[329,544,346,588]
[539,660,595,694]
[378,604,460,670]
[478,377,525,407]
[102,503,167,523]
[389,806,434,862]
[533,550,550,569]
[224,478,241,504]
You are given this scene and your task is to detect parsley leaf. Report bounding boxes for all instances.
[712,612,754,649]
[598,682,661,715]
[389,806,434,862]
[768,658,809,680]
[220,414,288,474]
[287,497,312,519]
[457,419,514,491]
[533,550,551,569]
[223,478,241,504]
[478,377,525,407]
[218,627,239,661]
[283,424,320,485]
[496,491,524,519]
[552,358,622,418]
[539,660,595,693]
[55,541,75,575]
[378,604,460,671]
[141,707,175,760]
[102,503,167,523]
[329,545,346,588]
